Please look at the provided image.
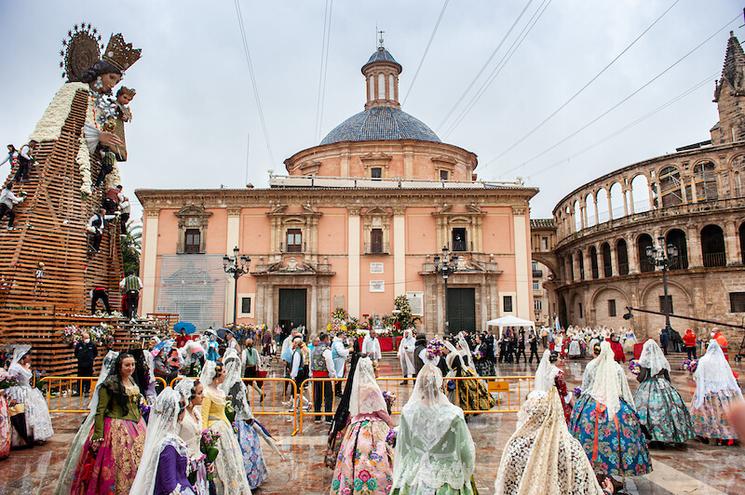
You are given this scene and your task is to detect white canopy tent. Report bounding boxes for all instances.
[485,315,535,338]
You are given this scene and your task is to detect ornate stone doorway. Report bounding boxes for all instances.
[278,288,307,331]
[447,287,476,333]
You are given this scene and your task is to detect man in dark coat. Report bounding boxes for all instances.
[74,331,97,395]
[413,334,428,376]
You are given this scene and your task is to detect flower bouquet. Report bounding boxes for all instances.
[425,337,446,361]
[682,359,698,373]
[628,359,640,376]
[382,391,396,415]
[200,429,221,481]
[385,427,397,447]
[573,386,582,399]
[61,325,83,345]
[0,368,17,390]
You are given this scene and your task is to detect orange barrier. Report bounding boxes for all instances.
[297,375,534,433]
[40,376,167,413]
[170,376,300,435]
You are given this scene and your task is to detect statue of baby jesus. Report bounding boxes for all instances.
[104,86,135,162]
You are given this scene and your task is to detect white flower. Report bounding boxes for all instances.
[29,82,88,142]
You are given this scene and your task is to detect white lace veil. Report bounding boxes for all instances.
[401,363,462,448]
[54,350,119,495]
[200,360,218,387]
[693,340,742,408]
[444,339,460,370]
[10,344,31,367]
[494,388,604,495]
[457,335,476,371]
[349,357,387,417]
[588,341,635,416]
[130,388,185,495]
[174,377,195,402]
[220,348,242,394]
[638,339,670,378]
[534,350,560,393]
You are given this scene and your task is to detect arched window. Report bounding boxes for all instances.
[578,250,585,280]
[617,239,629,275]
[701,224,726,267]
[590,245,599,279]
[609,182,624,218]
[693,162,718,201]
[596,188,609,223]
[602,242,612,277]
[585,193,596,226]
[631,175,651,213]
[574,200,582,231]
[659,166,683,207]
[637,234,655,272]
[665,229,689,270]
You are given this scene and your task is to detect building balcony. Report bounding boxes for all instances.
[363,242,390,255]
[420,252,500,274]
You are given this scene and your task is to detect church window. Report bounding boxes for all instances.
[452,228,467,251]
[370,167,382,180]
[729,292,745,312]
[184,229,201,254]
[439,169,449,181]
[370,228,384,253]
[286,228,302,252]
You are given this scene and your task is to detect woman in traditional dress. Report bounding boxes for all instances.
[569,341,651,477]
[330,357,394,495]
[325,338,362,468]
[634,339,694,445]
[494,388,613,495]
[131,388,196,494]
[199,360,252,495]
[6,345,53,447]
[175,378,209,495]
[55,351,118,495]
[690,340,743,445]
[473,333,496,377]
[391,363,476,495]
[534,350,572,423]
[0,367,13,459]
[70,351,147,494]
[445,337,496,412]
[567,334,582,359]
[222,350,268,490]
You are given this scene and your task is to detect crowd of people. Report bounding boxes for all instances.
[0,320,742,494]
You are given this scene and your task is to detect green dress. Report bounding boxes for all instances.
[391,403,478,495]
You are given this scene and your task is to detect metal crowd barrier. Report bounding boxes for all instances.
[169,376,300,435]
[40,376,168,413]
[296,375,534,433]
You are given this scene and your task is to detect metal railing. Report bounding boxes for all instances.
[41,376,168,413]
[296,375,533,433]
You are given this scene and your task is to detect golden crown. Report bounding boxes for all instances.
[102,33,141,72]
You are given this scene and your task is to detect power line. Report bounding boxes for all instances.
[511,72,715,180]
[233,0,276,166]
[442,0,552,139]
[314,0,334,142]
[402,0,451,106]
[489,0,680,163]
[436,0,536,132]
[495,13,740,176]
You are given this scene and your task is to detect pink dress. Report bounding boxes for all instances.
[0,393,10,459]
[330,412,393,495]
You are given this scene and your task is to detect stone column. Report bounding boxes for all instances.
[627,235,640,274]
[609,245,617,277]
[628,187,635,215]
[584,249,593,280]
[580,203,587,230]
[393,207,406,297]
[724,220,740,266]
[686,224,703,268]
[595,245,604,279]
[512,206,531,319]
[690,177,698,203]
[310,283,318,335]
[622,186,629,216]
[648,181,657,209]
[607,193,614,221]
[347,208,361,317]
[140,210,160,315]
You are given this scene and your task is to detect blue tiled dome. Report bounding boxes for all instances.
[321,107,441,145]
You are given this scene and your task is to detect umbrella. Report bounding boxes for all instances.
[174,321,197,335]
[151,338,175,357]
[216,328,231,340]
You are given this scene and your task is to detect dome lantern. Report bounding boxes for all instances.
[361,31,402,110]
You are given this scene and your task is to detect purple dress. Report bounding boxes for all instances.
[155,444,196,495]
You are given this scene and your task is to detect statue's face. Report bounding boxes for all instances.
[118,92,133,105]
[95,72,122,93]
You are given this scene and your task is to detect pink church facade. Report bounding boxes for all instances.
[136,44,537,334]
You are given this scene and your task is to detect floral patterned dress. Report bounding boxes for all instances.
[690,390,740,441]
[633,368,694,444]
[330,413,393,495]
[0,391,10,459]
[569,393,652,477]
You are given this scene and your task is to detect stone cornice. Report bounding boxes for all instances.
[136,186,538,210]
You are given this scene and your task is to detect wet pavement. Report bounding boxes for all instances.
[1,350,744,494]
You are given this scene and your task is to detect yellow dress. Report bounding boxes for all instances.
[201,387,252,495]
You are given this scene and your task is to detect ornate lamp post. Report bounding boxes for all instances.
[645,235,678,334]
[433,245,458,334]
[223,246,251,325]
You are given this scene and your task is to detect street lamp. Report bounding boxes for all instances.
[645,235,678,335]
[223,246,251,325]
[433,245,458,334]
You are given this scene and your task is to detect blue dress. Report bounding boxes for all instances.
[569,393,652,477]
[206,341,219,362]
[633,368,694,444]
[235,419,268,489]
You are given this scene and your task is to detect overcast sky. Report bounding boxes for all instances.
[0,0,741,219]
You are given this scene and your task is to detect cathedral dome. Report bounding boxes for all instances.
[320,106,441,145]
[321,41,440,146]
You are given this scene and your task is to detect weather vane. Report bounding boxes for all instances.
[377,28,385,48]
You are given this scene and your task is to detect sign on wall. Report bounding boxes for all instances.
[369,280,385,292]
